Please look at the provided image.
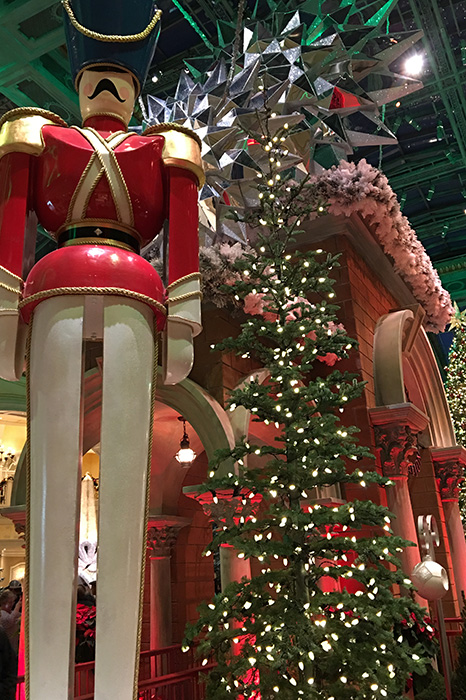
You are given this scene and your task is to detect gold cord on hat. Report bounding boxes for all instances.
[62,0,162,43]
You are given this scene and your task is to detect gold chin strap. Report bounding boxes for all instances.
[67,128,134,228]
[62,0,162,43]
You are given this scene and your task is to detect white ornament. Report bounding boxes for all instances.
[411,514,449,600]
[411,559,449,600]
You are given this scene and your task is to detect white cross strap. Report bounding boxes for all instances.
[67,127,135,228]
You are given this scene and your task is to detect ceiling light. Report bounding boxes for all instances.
[404,53,424,76]
[175,416,196,468]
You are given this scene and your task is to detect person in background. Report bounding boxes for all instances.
[6,580,22,610]
[0,589,21,653]
[0,625,17,700]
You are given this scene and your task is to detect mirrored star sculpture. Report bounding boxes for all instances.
[145,2,423,245]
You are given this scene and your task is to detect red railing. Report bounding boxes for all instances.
[16,645,212,700]
[137,664,215,700]
[445,617,463,671]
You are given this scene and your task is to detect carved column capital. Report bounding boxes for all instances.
[1,506,26,541]
[369,404,429,479]
[185,486,262,529]
[147,516,190,558]
[431,446,466,501]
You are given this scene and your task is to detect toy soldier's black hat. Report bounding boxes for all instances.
[62,0,161,94]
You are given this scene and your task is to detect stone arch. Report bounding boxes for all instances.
[12,367,235,507]
[0,377,27,506]
[373,308,455,448]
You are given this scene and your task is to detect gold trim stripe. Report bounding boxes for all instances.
[19,287,167,315]
[134,318,158,700]
[25,314,33,700]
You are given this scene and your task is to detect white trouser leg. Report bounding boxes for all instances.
[27,296,85,700]
[94,298,156,700]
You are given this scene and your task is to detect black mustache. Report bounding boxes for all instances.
[89,78,125,103]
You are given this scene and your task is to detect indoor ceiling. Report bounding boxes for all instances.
[0,0,465,308]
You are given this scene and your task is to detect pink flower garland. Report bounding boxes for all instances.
[311,160,453,332]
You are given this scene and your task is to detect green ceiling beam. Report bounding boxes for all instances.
[0,0,58,24]
[0,28,64,86]
[28,60,79,119]
[408,0,466,168]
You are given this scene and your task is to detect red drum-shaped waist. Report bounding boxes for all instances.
[21,245,166,328]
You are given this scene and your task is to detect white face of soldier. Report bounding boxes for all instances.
[79,67,136,126]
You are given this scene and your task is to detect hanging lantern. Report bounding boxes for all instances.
[175,416,196,467]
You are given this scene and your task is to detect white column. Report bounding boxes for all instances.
[191,488,262,589]
[385,476,422,576]
[432,446,466,608]
[146,517,189,651]
[220,545,251,587]
[369,404,429,603]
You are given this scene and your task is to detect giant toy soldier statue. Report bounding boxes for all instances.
[0,1,203,698]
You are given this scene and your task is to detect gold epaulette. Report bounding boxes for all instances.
[142,122,205,188]
[0,107,67,160]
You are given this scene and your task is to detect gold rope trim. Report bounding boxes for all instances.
[0,281,21,295]
[166,272,201,291]
[0,264,23,283]
[169,290,203,303]
[19,287,167,315]
[0,107,67,130]
[25,313,33,700]
[61,238,136,253]
[134,319,158,700]
[143,123,202,149]
[62,0,162,43]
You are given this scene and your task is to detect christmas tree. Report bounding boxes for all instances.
[445,304,466,520]
[183,108,434,699]
[445,304,466,445]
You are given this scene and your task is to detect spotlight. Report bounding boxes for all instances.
[404,53,424,76]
